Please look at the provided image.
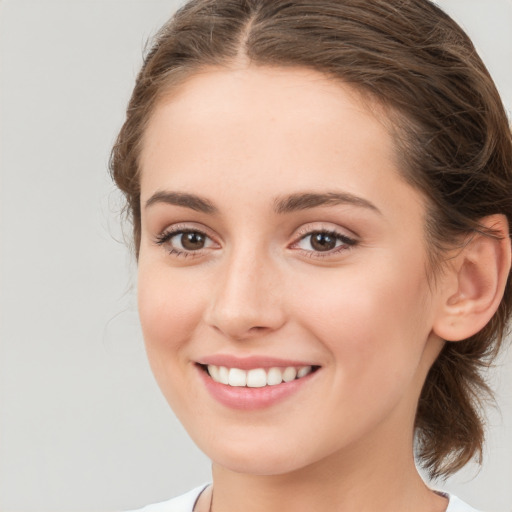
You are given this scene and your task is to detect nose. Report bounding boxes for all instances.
[204,246,286,341]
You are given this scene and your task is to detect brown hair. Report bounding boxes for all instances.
[110,0,512,478]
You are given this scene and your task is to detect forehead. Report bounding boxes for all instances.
[149,65,373,125]
[139,65,422,221]
[143,66,387,152]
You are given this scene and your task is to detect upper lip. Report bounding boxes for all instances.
[196,354,319,370]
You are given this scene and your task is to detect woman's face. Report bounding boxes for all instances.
[138,66,445,475]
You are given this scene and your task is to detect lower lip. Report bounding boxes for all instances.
[197,366,317,410]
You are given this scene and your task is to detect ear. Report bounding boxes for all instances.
[433,214,511,342]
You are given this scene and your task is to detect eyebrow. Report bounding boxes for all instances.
[273,191,381,215]
[145,190,380,216]
[145,191,218,214]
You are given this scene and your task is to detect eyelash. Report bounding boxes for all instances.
[154,227,215,258]
[291,229,357,258]
[154,227,357,258]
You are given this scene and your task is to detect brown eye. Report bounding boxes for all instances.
[295,230,356,255]
[155,228,215,255]
[180,231,206,250]
[310,232,337,251]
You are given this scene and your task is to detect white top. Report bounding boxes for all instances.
[130,485,481,512]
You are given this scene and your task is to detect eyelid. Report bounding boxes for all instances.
[153,222,221,256]
[152,221,358,259]
[292,222,358,241]
[289,223,358,256]
[155,222,218,241]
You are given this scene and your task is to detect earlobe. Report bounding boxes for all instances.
[433,214,511,342]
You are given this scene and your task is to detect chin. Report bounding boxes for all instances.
[214,454,306,476]
[197,435,324,477]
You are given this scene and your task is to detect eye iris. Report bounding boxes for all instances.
[181,232,205,250]
[311,233,337,251]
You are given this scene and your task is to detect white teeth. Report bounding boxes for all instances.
[218,366,229,385]
[228,368,247,387]
[206,364,315,387]
[246,368,267,388]
[207,365,220,382]
[297,366,312,378]
[282,366,297,382]
[267,367,283,386]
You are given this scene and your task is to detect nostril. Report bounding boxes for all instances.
[205,298,286,340]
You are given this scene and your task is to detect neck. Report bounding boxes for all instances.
[208,429,446,512]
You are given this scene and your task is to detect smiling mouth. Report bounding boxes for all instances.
[199,364,320,388]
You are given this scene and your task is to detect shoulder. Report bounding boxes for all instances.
[127,485,208,512]
[443,492,481,512]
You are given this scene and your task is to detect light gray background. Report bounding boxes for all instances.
[0,1,511,511]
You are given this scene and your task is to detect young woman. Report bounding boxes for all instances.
[111,1,512,510]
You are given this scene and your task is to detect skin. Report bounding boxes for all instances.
[137,66,452,512]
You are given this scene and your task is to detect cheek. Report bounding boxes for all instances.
[137,265,211,417]
[137,266,205,358]
[292,256,432,376]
